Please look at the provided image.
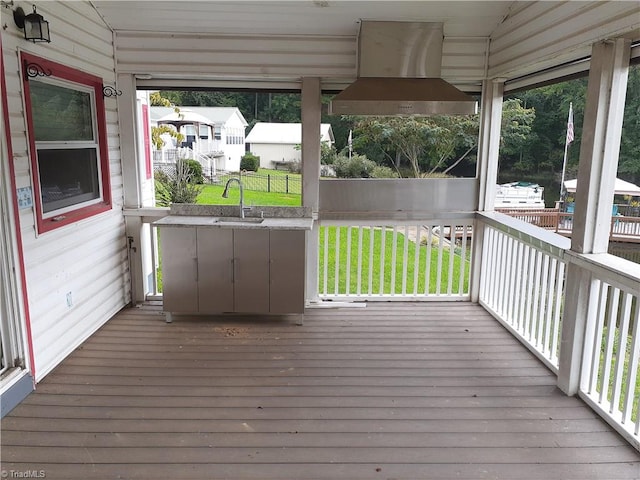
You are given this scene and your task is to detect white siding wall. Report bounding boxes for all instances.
[1,2,128,380]
[252,144,301,169]
[221,113,248,172]
[116,32,487,89]
[489,1,640,80]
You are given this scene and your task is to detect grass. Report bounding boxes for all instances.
[199,169,302,205]
[197,185,301,206]
[319,226,470,295]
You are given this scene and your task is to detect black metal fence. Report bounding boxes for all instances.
[215,171,301,195]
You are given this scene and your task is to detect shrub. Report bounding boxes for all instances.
[241,153,260,172]
[371,165,399,178]
[333,154,377,178]
[287,160,302,174]
[155,159,203,206]
[182,159,204,184]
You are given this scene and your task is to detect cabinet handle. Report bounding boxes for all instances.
[194,257,198,282]
[231,258,235,283]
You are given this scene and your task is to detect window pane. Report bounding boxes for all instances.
[38,148,100,213]
[30,80,94,142]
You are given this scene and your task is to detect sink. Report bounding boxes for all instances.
[214,217,265,224]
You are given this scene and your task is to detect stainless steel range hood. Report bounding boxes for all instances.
[329,22,477,116]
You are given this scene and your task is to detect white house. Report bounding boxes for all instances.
[150,106,248,172]
[245,122,334,169]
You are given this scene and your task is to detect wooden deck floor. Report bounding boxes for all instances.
[2,302,639,479]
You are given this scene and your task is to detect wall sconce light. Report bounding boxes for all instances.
[13,5,50,43]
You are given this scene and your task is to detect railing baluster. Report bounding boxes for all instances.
[390,227,398,296]
[424,225,432,295]
[436,224,444,296]
[322,226,329,296]
[524,247,540,342]
[345,227,352,296]
[379,227,386,296]
[458,224,468,295]
[368,226,374,295]
[535,254,550,349]
[543,258,558,354]
[356,226,363,296]
[447,223,455,296]
[413,224,421,295]
[510,242,524,334]
[586,281,608,394]
[599,286,620,406]
[550,260,565,363]
[622,305,639,425]
[610,292,633,415]
[334,227,341,295]
[151,225,160,294]
[402,225,409,295]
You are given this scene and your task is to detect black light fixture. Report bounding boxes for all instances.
[13,5,50,43]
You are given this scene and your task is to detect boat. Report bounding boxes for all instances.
[494,181,545,209]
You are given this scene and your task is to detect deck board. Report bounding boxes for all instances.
[2,302,639,479]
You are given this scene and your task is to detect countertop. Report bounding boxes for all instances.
[154,215,313,230]
[153,204,313,230]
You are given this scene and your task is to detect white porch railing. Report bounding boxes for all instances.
[153,147,217,181]
[317,217,474,301]
[477,212,569,372]
[570,252,640,448]
[477,212,639,450]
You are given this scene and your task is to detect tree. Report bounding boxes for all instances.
[350,99,534,178]
[151,124,184,149]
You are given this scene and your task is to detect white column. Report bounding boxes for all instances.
[470,79,504,302]
[116,73,141,209]
[571,39,631,254]
[117,74,147,304]
[558,38,631,395]
[301,77,321,303]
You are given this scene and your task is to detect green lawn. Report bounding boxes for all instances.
[197,184,301,206]
[319,226,470,296]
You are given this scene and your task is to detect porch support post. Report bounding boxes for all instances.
[558,38,630,395]
[117,73,146,304]
[301,77,321,303]
[470,79,504,302]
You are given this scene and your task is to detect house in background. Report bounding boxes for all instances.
[150,106,248,172]
[245,122,334,170]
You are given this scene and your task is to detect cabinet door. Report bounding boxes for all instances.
[270,230,306,314]
[233,229,270,313]
[161,227,197,312]
[197,228,234,313]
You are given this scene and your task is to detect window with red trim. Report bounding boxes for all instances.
[21,53,111,233]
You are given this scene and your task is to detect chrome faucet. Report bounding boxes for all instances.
[221,177,249,218]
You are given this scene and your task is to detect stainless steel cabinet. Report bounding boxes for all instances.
[161,226,305,319]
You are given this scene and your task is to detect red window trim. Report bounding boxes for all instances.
[21,52,112,234]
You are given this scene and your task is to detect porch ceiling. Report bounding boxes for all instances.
[92,1,511,37]
[93,1,639,87]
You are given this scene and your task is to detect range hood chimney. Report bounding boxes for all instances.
[329,21,477,116]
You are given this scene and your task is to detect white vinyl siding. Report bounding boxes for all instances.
[1,1,128,380]
[251,144,301,169]
[489,1,640,80]
[116,32,487,91]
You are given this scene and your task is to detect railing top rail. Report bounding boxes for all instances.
[566,251,640,292]
[319,211,476,224]
[478,211,570,250]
